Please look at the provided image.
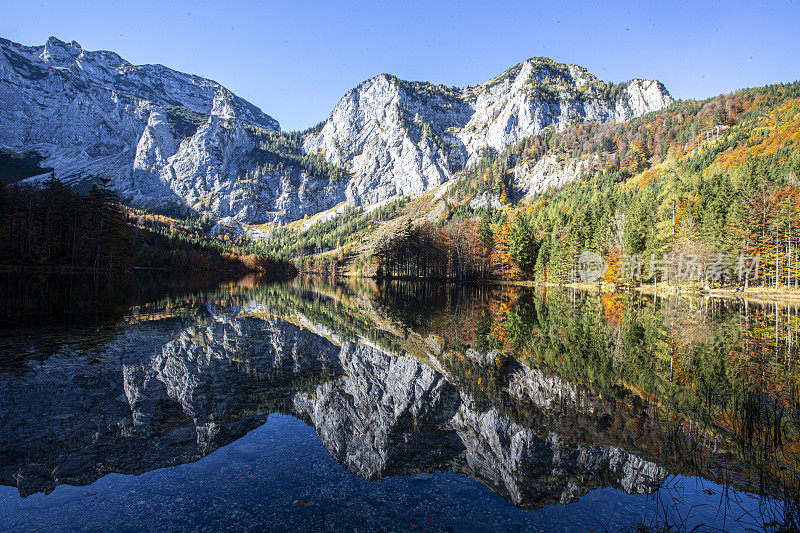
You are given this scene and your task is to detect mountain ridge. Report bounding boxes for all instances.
[0,36,280,129]
[304,56,672,208]
[0,36,673,225]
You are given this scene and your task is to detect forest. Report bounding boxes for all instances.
[242,127,349,186]
[0,175,296,278]
[262,197,409,264]
[368,81,800,288]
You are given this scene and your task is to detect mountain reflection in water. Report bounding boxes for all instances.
[0,273,797,532]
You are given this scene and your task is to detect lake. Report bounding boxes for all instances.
[0,273,797,532]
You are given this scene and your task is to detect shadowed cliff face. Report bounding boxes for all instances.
[0,280,666,508]
[0,37,343,223]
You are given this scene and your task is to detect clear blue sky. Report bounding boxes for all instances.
[2,0,798,131]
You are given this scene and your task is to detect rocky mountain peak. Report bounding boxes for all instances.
[304,56,673,209]
[41,36,82,65]
[1,35,289,219]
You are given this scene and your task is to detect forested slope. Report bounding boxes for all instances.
[274,81,800,287]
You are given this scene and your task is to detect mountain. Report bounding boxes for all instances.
[0,37,673,224]
[304,58,673,206]
[0,36,345,222]
[286,80,800,285]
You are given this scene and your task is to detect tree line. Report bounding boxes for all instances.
[0,175,296,278]
[372,216,495,280]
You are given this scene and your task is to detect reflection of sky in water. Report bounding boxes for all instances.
[0,415,763,532]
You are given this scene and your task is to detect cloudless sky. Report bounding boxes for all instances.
[2,0,798,130]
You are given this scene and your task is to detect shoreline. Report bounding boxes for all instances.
[330,272,800,304]
[0,265,267,275]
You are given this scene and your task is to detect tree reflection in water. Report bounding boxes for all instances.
[0,274,797,531]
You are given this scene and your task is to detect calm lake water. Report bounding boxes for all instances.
[0,273,798,532]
